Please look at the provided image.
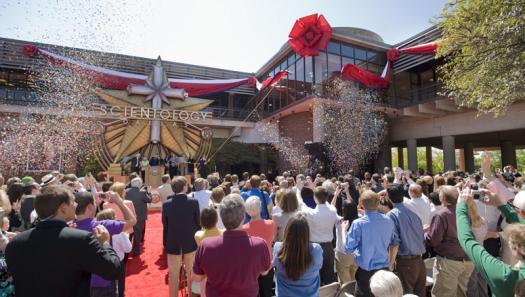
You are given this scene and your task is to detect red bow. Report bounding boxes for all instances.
[288,13,332,57]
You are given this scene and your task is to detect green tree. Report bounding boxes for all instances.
[437,0,525,115]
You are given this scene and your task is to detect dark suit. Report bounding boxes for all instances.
[125,187,152,254]
[162,194,200,255]
[129,157,141,174]
[20,195,35,229]
[5,220,120,297]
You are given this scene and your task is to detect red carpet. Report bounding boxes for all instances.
[126,211,185,297]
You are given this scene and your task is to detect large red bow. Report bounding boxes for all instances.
[288,13,332,57]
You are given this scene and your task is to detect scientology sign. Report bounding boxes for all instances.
[93,103,212,122]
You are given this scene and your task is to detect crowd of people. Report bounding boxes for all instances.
[0,152,524,297]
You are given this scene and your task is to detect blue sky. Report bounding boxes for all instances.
[0,0,448,73]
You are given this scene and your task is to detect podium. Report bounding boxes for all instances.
[145,166,164,188]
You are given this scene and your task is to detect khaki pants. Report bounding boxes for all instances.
[167,252,195,297]
[432,256,475,297]
[335,251,358,284]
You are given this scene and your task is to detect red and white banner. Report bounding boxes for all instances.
[341,61,391,89]
[341,41,439,88]
[387,41,439,61]
[23,45,258,96]
[257,70,289,90]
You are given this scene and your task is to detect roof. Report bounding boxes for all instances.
[392,26,442,74]
[0,37,256,95]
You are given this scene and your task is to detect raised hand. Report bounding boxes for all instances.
[93,225,110,246]
[481,151,492,179]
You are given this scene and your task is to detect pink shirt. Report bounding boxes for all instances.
[242,219,276,263]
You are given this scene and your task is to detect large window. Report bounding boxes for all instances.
[256,39,387,114]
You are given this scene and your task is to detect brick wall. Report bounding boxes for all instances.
[277,111,313,171]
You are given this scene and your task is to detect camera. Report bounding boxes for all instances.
[471,190,485,200]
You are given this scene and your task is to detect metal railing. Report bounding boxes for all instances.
[388,82,445,108]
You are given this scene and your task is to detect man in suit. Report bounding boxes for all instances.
[162,176,200,297]
[125,177,153,256]
[129,153,141,174]
[5,186,120,297]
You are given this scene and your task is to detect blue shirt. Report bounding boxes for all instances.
[386,203,426,256]
[344,210,397,271]
[272,242,323,297]
[241,188,272,222]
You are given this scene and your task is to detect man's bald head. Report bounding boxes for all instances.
[408,184,422,199]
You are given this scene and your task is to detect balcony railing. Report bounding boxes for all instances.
[0,87,40,105]
[204,106,268,121]
[388,82,445,108]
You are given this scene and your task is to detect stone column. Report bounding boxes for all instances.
[426,146,433,174]
[464,142,475,174]
[442,135,456,171]
[458,149,466,172]
[501,141,517,168]
[407,139,418,173]
[397,147,404,169]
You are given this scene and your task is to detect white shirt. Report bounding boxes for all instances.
[303,203,341,243]
[189,190,211,212]
[335,220,349,254]
[403,196,431,226]
[112,232,132,260]
[474,200,501,232]
[157,183,174,203]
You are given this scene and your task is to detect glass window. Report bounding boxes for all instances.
[367,63,381,74]
[295,57,305,99]
[355,47,367,60]
[314,52,328,85]
[355,59,367,69]
[342,56,354,67]
[341,44,354,58]
[281,59,288,72]
[305,56,314,94]
[287,53,296,67]
[327,41,340,55]
[420,68,435,86]
[327,53,341,77]
[368,51,386,65]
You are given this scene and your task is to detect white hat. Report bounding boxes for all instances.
[40,174,57,187]
[513,191,525,211]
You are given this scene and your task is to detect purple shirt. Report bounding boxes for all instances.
[193,230,270,297]
[75,218,124,287]
[425,205,468,260]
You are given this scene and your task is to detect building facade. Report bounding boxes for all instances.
[0,25,524,176]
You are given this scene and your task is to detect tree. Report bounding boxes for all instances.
[437,0,525,115]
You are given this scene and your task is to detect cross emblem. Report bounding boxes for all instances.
[127,56,188,143]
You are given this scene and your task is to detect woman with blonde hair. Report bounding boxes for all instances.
[103,182,136,222]
[209,187,225,230]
